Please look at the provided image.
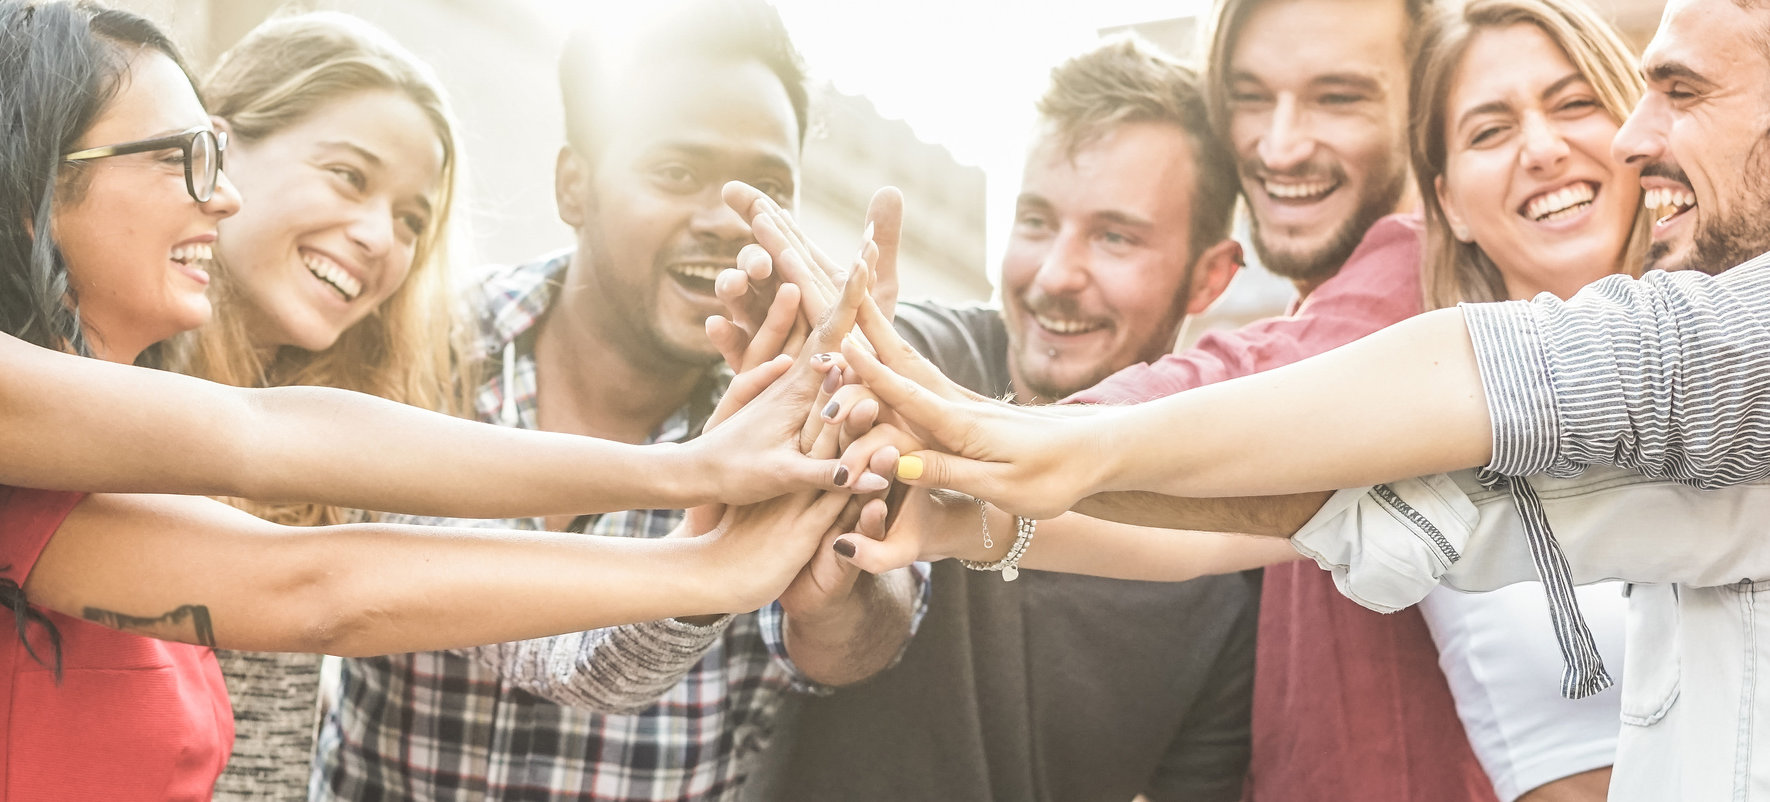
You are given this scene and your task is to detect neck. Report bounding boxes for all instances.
[531,258,706,445]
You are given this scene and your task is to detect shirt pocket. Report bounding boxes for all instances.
[1619,583,1680,727]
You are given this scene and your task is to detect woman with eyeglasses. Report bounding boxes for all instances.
[0,3,859,797]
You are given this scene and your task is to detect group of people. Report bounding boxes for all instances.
[3,0,1769,800]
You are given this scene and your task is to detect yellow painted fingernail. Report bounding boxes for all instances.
[897,455,924,481]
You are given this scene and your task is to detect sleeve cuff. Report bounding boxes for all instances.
[1291,474,1479,613]
[1460,300,1563,477]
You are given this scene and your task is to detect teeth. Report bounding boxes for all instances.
[170,242,213,264]
[1264,180,1335,200]
[1035,314,1103,335]
[1643,186,1696,215]
[301,251,362,301]
[1523,182,1596,222]
[670,264,728,281]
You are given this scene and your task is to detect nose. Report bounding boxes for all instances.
[345,198,397,261]
[1519,112,1570,173]
[1256,94,1314,173]
[203,169,243,218]
[1033,229,1092,297]
[690,187,754,244]
[1612,93,1665,169]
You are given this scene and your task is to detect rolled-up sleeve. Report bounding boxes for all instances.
[454,617,729,714]
[1462,253,1770,486]
[1290,474,1478,612]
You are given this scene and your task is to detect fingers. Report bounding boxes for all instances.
[706,315,748,374]
[804,262,869,360]
[832,497,922,575]
[863,187,903,319]
[833,422,923,492]
[840,335,967,449]
[739,282,801,371]
[706,353,791,431]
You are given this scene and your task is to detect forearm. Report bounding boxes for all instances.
[782,567,917,686]
[1097,309,1492,498]
[29,494,740,656]
[1072,490,1331,535]
[456,617,727,714]
[0,336,707,515]
[1002,509,1300,582]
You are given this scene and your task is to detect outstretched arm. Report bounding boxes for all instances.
[24,486,850,658]
[0,300,850,517]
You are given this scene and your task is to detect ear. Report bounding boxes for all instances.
[1435,174,1474,242]
[555,145,591,229]
[211,115,232,137]
[1184,238,1243,315]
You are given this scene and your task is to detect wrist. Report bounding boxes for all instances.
[665,440,719,507]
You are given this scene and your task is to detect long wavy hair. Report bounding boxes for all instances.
[1409,0,1648,308]
[177,12,471,526]
[0,0,193,674]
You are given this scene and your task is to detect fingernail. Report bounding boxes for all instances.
[897,455,924,481]
[854,472,890,493]
[821,399,841,420]
[832,539,857,558]
[822,370,840,394]
[813,352,832,363]
[832,465,850,486]
[862,220,875,242]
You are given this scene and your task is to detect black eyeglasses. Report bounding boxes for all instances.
[63,125,228,203]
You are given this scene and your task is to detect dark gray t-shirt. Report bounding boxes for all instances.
[742,300,1258,802]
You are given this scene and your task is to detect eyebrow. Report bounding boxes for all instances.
[1643,59,1711,87]
[1453,72,1590,131]
[657,141,795,176]
[1094,209,1154,229]
[317,140,384,168]
[1310,73,1385,95]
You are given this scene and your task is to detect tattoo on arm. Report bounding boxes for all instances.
[83,604,216,648]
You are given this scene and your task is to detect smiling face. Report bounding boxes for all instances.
[216,89,442,353]
[52,50,242,363]
[561,54,798,368]
[1225,0,1414,287]
[1614,0,1770,273]
[1436,24,1638,300]
[1001,122,1204,402]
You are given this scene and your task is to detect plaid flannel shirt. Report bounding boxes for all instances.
[313,252,924,801]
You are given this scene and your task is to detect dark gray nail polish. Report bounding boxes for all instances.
[822,399,841,419]
[832,539,857,558]
[832,465,850,486]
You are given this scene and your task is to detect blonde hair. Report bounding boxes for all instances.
[1410,0,1648,309]
[180,12,470,526]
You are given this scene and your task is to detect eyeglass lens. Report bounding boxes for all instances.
[190,131,218,203]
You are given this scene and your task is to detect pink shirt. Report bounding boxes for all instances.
[1070,214,1497,802]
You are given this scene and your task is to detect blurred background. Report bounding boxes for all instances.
[110,0,1667,341]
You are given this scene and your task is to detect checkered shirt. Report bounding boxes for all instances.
[313,252,841,801]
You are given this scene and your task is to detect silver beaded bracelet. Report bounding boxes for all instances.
[959,504,1037,581]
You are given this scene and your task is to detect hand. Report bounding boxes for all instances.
[685,263,880,506]
[701,488,854,613]
[839,293,1111,520]
[719,181,902,333]
[828,490,1011,575]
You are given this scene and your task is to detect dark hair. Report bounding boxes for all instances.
[1202,0,1436,144]
[1038,36,1239,257]
[557,0,810,159]
[0,0,191,675]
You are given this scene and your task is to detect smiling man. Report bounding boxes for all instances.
[742,38,1258,802]
[1058,0,1621,801]
[312,3,921,800]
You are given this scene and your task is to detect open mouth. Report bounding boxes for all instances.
[1643,185,1697,227]
[1263,178,1339,203]
[668,263,727,296]
[171,242,213,266]
[1520,181,1597,223]
[1033,313,1107,337]
[301,250,362,301]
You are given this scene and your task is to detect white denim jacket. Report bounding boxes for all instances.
[1295,467,1770,800]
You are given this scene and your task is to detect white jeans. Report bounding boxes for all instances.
[1294,467,1770,801]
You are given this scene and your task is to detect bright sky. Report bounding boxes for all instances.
[533,0,1212,278]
